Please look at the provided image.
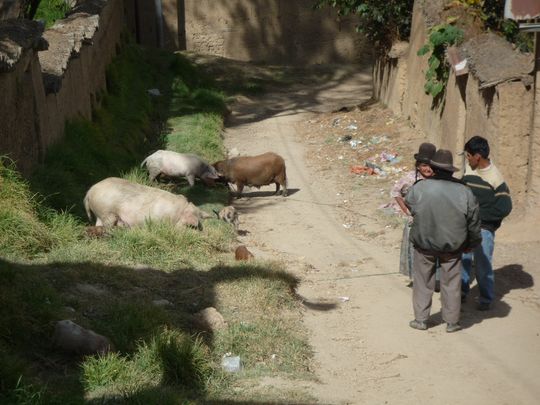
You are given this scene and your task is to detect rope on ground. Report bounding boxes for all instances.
[309,271,400,283]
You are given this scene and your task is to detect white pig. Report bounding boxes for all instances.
[83,177,210,229]
[141,150,219,186]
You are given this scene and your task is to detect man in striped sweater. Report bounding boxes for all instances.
[461,136,512,311]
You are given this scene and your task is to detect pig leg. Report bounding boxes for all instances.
[115,218,129,227]
[235,182,245,198]
[101,214,119,227]
[275,173,288,197]
[185,174,196,187]
[148,168,161,182]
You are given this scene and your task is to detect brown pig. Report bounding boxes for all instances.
[213,152,287,197]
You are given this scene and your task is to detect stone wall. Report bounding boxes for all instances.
[373,1,536,208]
[0,0,124,174]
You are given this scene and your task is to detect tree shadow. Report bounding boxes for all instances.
[0,256,336,402]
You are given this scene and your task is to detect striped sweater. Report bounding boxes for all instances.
[462,162,512,232]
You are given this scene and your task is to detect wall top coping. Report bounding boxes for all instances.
[38,0,107,93]
[460,32,534,89]
[0,19,47,72]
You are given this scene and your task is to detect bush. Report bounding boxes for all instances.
[314,0,414,48]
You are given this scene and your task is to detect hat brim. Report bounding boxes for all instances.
[429,161,459,172]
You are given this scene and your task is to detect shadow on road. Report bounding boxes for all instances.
[428,264,534,329]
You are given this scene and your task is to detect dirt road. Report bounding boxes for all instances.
[222,63,540,405]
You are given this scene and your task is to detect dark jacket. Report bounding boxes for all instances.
[405,177,482,253]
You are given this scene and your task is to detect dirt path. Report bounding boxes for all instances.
[222,64,540,405]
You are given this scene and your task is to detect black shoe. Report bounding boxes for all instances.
[409,320,427,331]
[446,323,462,333]
[477,302,491,311]
[461,294,467,303]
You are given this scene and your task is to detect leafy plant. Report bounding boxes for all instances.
[448,0,533,52]
[313,0,414,49]
[417,24,464,98]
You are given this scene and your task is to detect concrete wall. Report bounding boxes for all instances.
[373,1,535,207]
[0,0,125,174]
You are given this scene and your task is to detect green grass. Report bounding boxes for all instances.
[34,0,71,28]
[0,42,313,403]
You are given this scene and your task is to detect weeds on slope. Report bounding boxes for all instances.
[0,42,312,403]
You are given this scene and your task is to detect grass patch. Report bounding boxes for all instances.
[34,0,71,28]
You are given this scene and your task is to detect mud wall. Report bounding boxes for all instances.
[0,0,124,174]
[373,1,535,207]
[0,0,24,19]
[180,0,368,64]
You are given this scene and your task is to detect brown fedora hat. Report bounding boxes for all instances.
[430,149,459,172]
[414,142,436,164]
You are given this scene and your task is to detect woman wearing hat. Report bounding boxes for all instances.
[393,143,437,281]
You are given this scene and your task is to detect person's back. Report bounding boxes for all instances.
[405,149,481,333]
[406,177,480,253]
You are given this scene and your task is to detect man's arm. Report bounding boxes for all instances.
[490,182,512,220]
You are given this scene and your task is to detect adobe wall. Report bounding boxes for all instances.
[0,19,48,174]
[180,0,369,64]
[0,0,124,174]
[39,0,125,148]
[373,1,535,208]
[0,0,24,19]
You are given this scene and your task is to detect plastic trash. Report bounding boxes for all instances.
[380,151,398,162]
[147,88,161,96]
[221,354,242,372]
[350,165,375,175]
[369,135,389,145]
[365,160,383,171]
